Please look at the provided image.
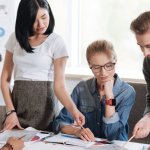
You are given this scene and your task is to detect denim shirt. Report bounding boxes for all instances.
[53,74,135,141]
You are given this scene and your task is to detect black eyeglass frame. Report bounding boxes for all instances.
[90,62,116,73]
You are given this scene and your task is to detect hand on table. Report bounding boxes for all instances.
[75,127,95,141]
[1,113,24,132]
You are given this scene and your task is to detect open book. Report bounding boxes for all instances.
[44,133,95,147]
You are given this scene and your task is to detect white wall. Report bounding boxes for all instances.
[0,0,19,105]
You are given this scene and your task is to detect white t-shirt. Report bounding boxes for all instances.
[5,32,69,81]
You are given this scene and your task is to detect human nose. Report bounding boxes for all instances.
[99,66,107,75]
[37,20,44,27]
[143,48,150,57]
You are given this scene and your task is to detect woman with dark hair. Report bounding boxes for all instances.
[1,0,84,131]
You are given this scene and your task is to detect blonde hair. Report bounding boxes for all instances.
[86,40,117,63]
[130,11,150,34]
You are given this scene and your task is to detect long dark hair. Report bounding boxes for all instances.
[15,0,55,53]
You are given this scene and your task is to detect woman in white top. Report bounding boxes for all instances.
[1,0,84,131]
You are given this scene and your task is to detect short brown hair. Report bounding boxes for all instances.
[86,40,117,63]
[130,11,150,34]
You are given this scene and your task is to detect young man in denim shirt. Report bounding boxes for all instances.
[53,40,135,141]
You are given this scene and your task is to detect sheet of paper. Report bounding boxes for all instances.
[0,143,5,149]
[44,133,95,147]
[0,129,38,142]
[115,140,149,150]
[24,142,86,150]
[94,138,113,146]
[87,144,128,150]
[30,132,54,142]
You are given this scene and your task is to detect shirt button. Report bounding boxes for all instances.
[97,122,100,125]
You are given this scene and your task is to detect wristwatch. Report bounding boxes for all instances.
[105,98,116,106]
[6,110,16,117]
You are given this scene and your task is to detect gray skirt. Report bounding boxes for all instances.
[12,80,58,131]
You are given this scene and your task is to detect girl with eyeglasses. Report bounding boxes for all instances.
[53,40,135,141]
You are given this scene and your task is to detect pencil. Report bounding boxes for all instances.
[18,135,26,139]
[40,135,52,141]
[79,125,84,129]
[71,123,84,129]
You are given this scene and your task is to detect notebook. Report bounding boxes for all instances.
[44,133,95,147]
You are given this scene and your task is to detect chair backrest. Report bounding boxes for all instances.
[128,82,150,143]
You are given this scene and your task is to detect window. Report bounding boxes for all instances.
[49,0,80,66]
[78,0,150,79]
[2,1,149,80]
[50,0,150,80]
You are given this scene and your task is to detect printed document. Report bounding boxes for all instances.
[44,133,95,147]
[0,129,38,142]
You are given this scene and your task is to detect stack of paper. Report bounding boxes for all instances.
[44,133,95,147]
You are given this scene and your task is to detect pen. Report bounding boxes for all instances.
[40,131,49,134]
[40,134,53,141]
[71,122,84,129]
[79,125,84,129]
[44,141,66,145]
[18,135,26,139]
[95,140,113,144]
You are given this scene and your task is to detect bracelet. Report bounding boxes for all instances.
[6,110,16,117]
[2,143,13,150]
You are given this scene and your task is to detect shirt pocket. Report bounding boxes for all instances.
[79,104,98,128]
[79,105,95,113]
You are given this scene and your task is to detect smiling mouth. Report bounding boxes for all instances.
[37,27,45,31]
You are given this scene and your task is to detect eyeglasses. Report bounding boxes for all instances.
[90,62,116,73]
